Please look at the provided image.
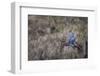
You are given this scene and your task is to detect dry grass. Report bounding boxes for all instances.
[28,15,88,60]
